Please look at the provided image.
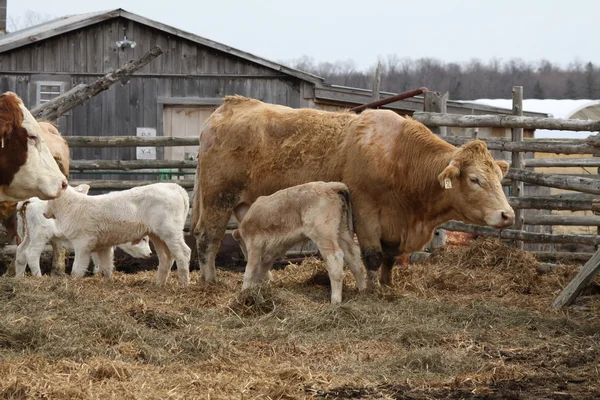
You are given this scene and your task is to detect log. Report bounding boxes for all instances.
[65,136,199,148]
[70,159,196,171]
[508,193,596,211]
[511,86,524,249]
[505,168,600,194]
[413,111,600,132]
[552,247,600,308]
[532,251,593,263]
[443,136,597,155]
[69,179,195,190]
[31,46,164,121]
[523,158,600,168]
[441,220,600,245]
[524,215,600,226]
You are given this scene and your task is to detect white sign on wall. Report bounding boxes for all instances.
[136,127,156,160]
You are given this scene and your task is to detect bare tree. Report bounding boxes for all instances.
[285,54,600,100]
[8,9,54,32]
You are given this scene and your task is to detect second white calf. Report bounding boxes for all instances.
[43,182,191,286]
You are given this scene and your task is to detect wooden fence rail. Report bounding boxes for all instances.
[508,193,597,211]
[70,180,195,190]
[64,135,600,155]
[443,136,598,155]
[65,136,199,148]
[523,215,600,226]
[70,159,196,171]
[505,169,600,195]
[524,158,600,168]
[412,111,600,132]
[441,221,600,245]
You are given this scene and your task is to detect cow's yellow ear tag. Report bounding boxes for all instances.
[444,178,452,189]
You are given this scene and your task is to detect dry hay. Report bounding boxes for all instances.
[0,248,598,399]
[396,237,582,311]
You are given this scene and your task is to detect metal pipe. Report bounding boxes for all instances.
[349,87,429,113]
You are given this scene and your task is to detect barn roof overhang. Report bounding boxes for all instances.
[315,84,550,117]
[0,8,324,85]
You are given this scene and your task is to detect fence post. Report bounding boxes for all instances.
[424,91,448,136]
[371,61,382,102]
[424,91,449,248]
[511,86,525,249]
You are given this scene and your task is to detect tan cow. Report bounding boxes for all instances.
[192,96,514,286]
[232,181,365,304]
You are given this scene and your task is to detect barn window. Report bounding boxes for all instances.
[36,82,63,106]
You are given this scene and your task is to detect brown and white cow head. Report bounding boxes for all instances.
[438,140,514,229]
[0,92,68,202]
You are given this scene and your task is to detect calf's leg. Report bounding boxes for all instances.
[164,235,191,287]
[241,245,264,290]
[13,235,31,277]
[233,203,250,260]
[96,247,115,280]
[338,230,366,291]
[24,237,47,277]
[316,239,345,305]
[152,236,174,286]
[71,248,92,278]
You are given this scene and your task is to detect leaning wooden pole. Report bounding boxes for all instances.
[31,45,164,121]
[552,248,600,308]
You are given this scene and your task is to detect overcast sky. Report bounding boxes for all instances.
[8,0,600,72]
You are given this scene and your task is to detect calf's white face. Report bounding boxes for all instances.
[119,236,153,259]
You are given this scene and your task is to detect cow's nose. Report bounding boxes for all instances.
[501,210,515,225]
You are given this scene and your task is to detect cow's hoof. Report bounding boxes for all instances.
[198,277,217,285]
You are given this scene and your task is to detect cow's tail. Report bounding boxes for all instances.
[190,157,201,236]
[331,183,354,235]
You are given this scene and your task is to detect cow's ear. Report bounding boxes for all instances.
[438,162,460,189]
[496,160,509,177]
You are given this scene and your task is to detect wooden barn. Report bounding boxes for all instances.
[0,8,548,182]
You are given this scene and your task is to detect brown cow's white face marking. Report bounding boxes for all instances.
[438,142,514,229]
[2,100,68,201]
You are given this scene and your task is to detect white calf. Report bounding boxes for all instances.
[43,182,191,286]
[232,181,365,304]
[14,186,152,277]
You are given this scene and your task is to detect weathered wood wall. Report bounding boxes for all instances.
[0,17,306,182]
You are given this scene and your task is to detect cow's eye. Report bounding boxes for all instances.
[28,135,38,143]
[469,176,480,185]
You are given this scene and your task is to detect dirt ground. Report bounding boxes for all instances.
[0,238,599,399]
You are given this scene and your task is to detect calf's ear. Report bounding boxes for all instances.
[438,161,460,189]
[496,160,509,177]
